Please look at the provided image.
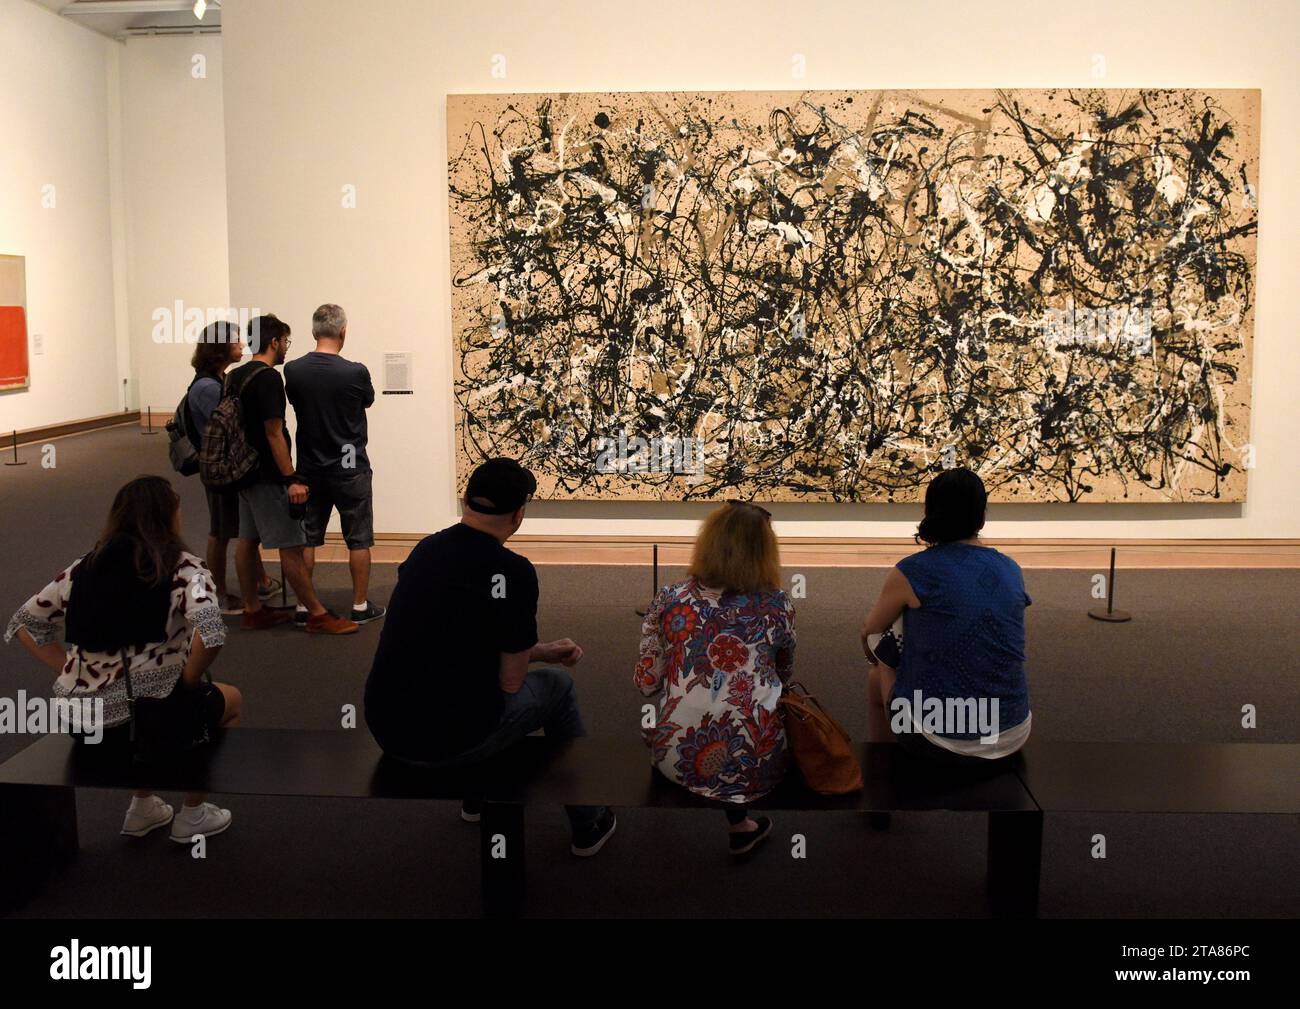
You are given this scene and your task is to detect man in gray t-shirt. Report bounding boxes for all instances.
[283,304,384,626]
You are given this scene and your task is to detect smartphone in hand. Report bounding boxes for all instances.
[867,630,902,668]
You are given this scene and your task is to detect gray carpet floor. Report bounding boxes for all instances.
[0,427,1295,917]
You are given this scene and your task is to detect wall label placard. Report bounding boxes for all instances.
[383,352,413,395]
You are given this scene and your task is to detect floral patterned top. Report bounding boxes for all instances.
[635,577,795,803]
[4,551,226,729]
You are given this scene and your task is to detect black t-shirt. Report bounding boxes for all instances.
[284,352,375,475]
[227,360,291,483]
[364,524,539,760]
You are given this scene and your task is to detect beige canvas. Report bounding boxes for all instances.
[448,89,1260,503]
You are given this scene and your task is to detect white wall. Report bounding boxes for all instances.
[0,0,125,431]
[221,0,1300,539]
[120,35,230,416]
[0,11,227,434]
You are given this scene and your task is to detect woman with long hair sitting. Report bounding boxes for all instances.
[859,467,1032,764]
[5,475,242,840]
[635,500,795,855]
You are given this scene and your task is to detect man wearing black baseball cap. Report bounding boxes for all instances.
[463,456,537,516]
[364,457,616,856]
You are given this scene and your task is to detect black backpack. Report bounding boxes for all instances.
[165,378,202,477]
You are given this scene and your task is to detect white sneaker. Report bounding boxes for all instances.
[121,795,174,837]
[169,802,232,843]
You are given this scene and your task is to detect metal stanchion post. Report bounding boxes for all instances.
[1088,546,1132,622]
[4,430,27,467]
[635,543,659,617]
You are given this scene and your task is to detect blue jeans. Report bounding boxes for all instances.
[403,667,606,834]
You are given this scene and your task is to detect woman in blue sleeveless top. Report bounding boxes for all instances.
[859,468,1031,763]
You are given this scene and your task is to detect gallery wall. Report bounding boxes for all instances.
[219,0,1300,539]
[119,35,231,416]
[0,0,125,432]
[0,7,230,437]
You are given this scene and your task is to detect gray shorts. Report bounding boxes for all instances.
[237,482,307,550]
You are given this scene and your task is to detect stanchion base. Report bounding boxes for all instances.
[1088,608,1132,623]
[3,462,28,467]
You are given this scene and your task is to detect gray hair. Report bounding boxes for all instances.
[312,303,347,340]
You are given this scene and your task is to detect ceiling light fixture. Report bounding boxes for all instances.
[193,0,207,19]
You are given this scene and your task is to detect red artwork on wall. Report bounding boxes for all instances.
[0,304,29,391]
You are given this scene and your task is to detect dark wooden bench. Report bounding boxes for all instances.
[1014,740,1300,813]
[0,729,1043,917]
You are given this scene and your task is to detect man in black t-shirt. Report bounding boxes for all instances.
[364,458,616,857]
[228,314,358,636]
[284,304,383,626]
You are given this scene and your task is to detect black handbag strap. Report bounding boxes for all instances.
[119,648,137,743]
[119,642,214,689]
[118,646,211,744]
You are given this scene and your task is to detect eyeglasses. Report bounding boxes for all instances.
[727,498,772,520]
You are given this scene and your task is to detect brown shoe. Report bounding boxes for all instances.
[241,606,297,631]
[305,610,359,635]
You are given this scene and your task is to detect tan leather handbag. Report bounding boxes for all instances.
[778,681,863,795]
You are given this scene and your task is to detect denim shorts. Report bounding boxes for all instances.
[302,469,374,550]
[237,482,306,549]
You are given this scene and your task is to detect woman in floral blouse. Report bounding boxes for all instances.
[5,475,241,843]
[635,501,794,855]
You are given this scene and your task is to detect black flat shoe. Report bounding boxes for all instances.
[351,602,387,625]
[571,810,617,857]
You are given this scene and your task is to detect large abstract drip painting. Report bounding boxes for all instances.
[448,89,1259,502]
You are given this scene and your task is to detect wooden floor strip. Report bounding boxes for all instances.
[290,537,1300,569]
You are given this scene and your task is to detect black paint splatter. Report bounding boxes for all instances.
[449,89,1257,501]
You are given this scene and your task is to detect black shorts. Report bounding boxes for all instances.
[192,679,227,731]
[205,487,241,541]
[74,681,226,754]
[303,470,374,550]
